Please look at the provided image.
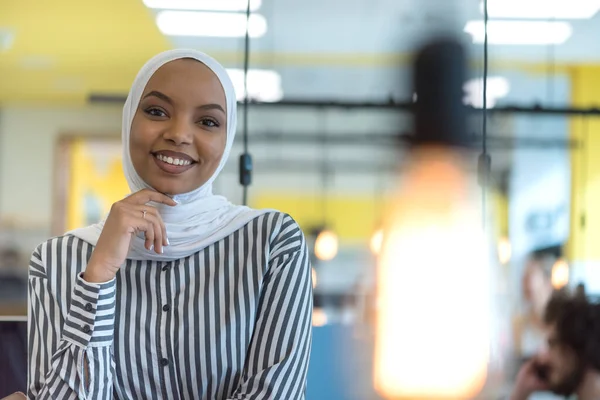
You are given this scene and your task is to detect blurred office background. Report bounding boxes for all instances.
[1,0,600,398]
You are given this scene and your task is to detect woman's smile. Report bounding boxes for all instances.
[151,149,197,175]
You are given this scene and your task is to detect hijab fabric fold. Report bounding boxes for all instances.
[68,49,271,261]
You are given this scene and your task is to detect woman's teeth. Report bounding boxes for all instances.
[156,154,191,166]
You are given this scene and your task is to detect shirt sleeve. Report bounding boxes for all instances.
[228,214,313,400]
[27,240,117,400]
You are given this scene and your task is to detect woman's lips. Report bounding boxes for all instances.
[152,153,195,174]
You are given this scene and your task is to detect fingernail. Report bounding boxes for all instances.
[150,245,154,251]
[166,238,170,246]
[159,247,164,254]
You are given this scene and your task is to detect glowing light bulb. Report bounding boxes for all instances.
[314,229,338,261]
[498,237,512,265]
[313,308,328,327]
[370,228,384,255]
[551,258,569,289]
[374,148,493,400]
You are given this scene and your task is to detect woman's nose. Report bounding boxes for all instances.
[163,118,193,145]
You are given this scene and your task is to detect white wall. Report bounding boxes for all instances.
[0,105,122,230]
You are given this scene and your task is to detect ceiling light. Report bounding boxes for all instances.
[312,308,328,327]
[497,237,512,265]
[551,258,570,289]
[156,11,267,38]
[374,39,497,399]
[20,55,57,70]
[144,0,262,12]
[463,76,510,108]
[0,29,14,52]
[482,0,600,19]
[226,68,283,102]
[314,229,339,261]
[370,228,384,255]
[464,20,572,45]
[53,77,85,93]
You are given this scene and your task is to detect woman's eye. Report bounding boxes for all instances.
[199,118,219,128]
[145,107,167,117]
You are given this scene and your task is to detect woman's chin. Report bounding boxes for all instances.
[148,181,189,196]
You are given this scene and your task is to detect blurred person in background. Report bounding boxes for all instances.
[26,50,312,399]
[510,292,600,400]
[0,320,27,399]
[513,251,557,359]
[0,247,27,312]
[0,247,27,398]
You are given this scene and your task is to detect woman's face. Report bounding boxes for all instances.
[130,58,228,195]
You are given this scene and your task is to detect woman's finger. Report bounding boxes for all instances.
[136,214,156,251]
[126,189,178,207]
[132,207,166,254]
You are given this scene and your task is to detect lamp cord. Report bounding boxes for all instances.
[479,0,490,229]
[240,0,252,205]
[580,117,589,262]
[243,0,250,156]
[320,109,329,226]
[547,1,557,105]
[482,0,489,157]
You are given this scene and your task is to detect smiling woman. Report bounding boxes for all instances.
[26,50,312,400]
[130,59,228,195]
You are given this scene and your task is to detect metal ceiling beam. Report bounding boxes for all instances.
[242,132,578,149]
[89,94,600,116]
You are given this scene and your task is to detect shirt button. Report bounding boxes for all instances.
[85,303,93,312]
[82,325,91,334]
[160,358,169,367]
[162,304,170,312]
[162,264,170,272]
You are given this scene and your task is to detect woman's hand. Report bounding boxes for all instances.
[510,358,550,400]
[83,189,177,283]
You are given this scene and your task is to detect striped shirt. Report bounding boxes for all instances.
[27,212,312,399]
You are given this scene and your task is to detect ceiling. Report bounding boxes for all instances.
[1,0,600,104]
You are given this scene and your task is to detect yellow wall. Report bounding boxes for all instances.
[493,191,509,238]
[253,189,509,242]
[568,66,600,261]
[252,193,382,241]
[66,138,129,231]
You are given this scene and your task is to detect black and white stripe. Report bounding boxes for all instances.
[28,212,312,399]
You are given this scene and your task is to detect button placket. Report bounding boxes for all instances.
[156,260,172,394]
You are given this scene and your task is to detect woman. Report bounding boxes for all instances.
[513,253,555,359]
[27,49,312,399]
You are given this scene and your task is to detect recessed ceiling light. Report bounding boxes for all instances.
[53,77,85,93]
[463,77,510,108]
[226,69,283,102]
[156,11,267,37]
[144,0,262,12]
[482,0,600,19]
[0,28,15,52]
[20,55,57,70]
[464,20,572,45]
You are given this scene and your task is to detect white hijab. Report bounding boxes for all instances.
[69,49,271,261]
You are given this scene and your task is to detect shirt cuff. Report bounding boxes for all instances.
[62,273,116,348]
